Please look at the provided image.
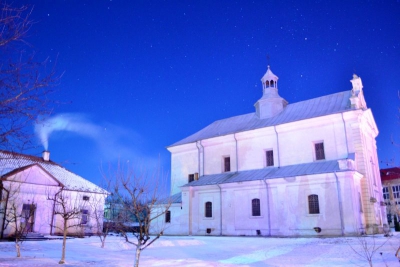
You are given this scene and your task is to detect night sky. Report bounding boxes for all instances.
[21,0,400,187]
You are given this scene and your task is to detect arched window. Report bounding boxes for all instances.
[270,80,274,87]
[252,198,261,216]
[266,80,270,87]
[205,202,212,218]
[308,194,320,214]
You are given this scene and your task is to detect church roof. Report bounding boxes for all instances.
[0,150,107,194]
[181,157,354,187]
[170,90,352,147]
[157,192,182,204]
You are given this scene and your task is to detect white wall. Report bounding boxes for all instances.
[0,166,107,237]
[183,172,363,236]
[166,108,385,236]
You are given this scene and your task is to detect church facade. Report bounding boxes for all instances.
[155,66,386,236]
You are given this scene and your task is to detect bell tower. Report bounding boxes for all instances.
[255,66,287,119]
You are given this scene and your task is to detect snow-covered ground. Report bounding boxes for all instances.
[0,233,399,266]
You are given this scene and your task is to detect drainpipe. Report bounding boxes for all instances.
[0,182,9,239]
[263,179,271,236]
[50,186,63,235]
[196,141,201,176]
[233,133,238,172]
[217,184,222,236]
[274,126,281,167]
[198,141,204,176]
[341,113,349,156]
[334,171,345,236]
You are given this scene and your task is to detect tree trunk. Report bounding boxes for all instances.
[101,235,106,248]
[15,242,21,257]
[59,221,67,264]
[134,246,141,267]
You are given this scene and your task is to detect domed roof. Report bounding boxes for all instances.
[261,65,278,82]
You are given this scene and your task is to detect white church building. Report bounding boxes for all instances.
[155,66,386,237]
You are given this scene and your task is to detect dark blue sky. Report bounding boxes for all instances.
[23,0,400,186]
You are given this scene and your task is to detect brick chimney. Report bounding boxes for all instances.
[42,151,50,161]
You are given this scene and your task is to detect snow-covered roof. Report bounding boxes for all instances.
[170,90,352,147]
[0,150,107,194]
[182,156,356,187]
[168,192,182,203]
[156,192,182,205]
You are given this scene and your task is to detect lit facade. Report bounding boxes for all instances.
[154,66,386,236]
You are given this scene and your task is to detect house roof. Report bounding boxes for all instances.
[182,157,355,187]
[170,90,352,147]
[0,150,107,194]
[380,167,400,182]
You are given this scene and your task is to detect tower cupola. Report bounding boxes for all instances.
[255,66,287,119]
[261,65,278,90]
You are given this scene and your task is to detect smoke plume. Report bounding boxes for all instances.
[35,113,103,150]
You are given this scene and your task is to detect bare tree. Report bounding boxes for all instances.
[107,163,171,267]
[89,192,111,248]
[0,2,58,151]
[0,180,35,257]
[47,187,86,264]
[347,233,391,267]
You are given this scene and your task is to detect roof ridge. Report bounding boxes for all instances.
[0,150,108,194]
[0,150,59,166]
[169,90,352,147]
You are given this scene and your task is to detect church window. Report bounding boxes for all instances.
[223,157,231,172]
[314,142,325,160]
[165,210,171,223]
[252,198,261,216]
[392,185,400,198]
[266,80,269,87]
[188,174,195,183]
[308,195,320,214]
[383,187,389,200]
[205,202,212,218]
[270,80,274,87]
[266,150,274,167]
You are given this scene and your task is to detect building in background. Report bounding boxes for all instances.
[0,150,108,238]
[153,65,387,236]
[380,167,400,227]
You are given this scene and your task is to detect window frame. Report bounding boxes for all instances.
[251,198,261,216]
[393,185,400,199]
[308,194,320,214]
[188,174,195,183]
[223,156,231,172]
[81,209,89,225]
[383,187,389,200]
[205,201,212,218]
[314,142,325,161]
[165,210,171,223]
[265,150,274,167]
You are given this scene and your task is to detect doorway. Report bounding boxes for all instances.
[21,204,36,233]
